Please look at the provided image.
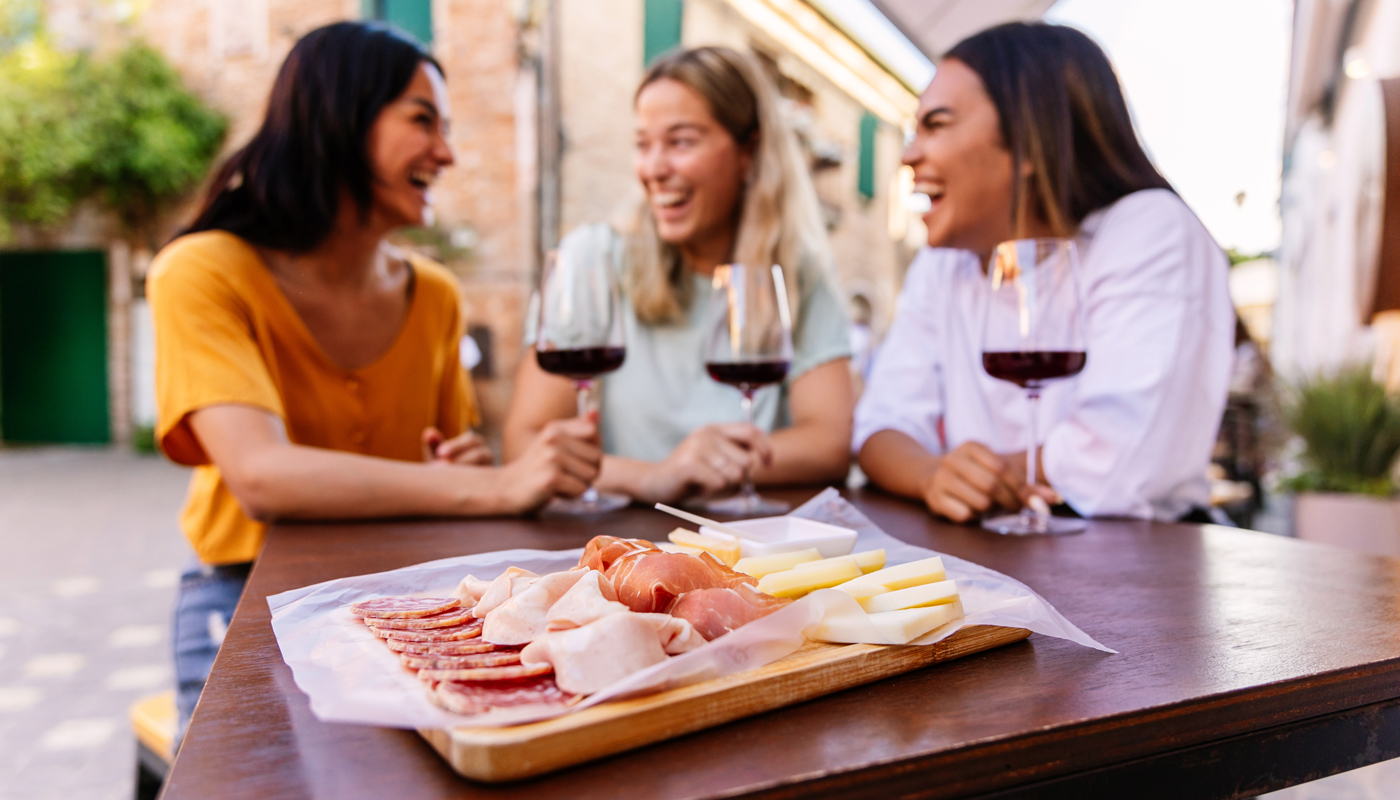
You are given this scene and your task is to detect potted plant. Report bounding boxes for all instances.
[1283,366,1400,556]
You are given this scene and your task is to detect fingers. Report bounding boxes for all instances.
[421,427,444,462]
[434,432,494,465]
[713,423,775,466]
[945,451,1020,511]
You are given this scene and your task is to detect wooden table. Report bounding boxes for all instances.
[160,488,1400,799]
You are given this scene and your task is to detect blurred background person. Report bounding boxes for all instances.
[149,22,601,737]
[855,22,1234,524]
[504,46,853,505]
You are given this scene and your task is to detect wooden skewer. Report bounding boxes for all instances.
[653,503,753,541]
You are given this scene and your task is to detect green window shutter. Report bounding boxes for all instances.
[858,111,878,201]
[364,0,433,46]
[644,0,684,66]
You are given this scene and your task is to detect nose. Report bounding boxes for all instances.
[636,141,670,184]
[901,136,920,169]
[435,126,456,168]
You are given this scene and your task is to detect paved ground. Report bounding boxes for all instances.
[0,446,191,800]
[0,445,1396,799]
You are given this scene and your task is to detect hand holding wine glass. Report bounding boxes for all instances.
[700,263,793,517]
[534,248,629,514]
[980,238,1087,535]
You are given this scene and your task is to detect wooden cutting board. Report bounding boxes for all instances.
[419,624,1031,782]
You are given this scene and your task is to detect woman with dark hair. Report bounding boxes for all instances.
[149,21,600,734]
[856,22,1234,523]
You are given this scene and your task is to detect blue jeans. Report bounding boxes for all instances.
[172,560,251,744]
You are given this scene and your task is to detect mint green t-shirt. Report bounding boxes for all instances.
[540,224,852,463]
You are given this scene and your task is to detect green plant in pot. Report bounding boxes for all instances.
[1283,366,1400,556]
[1282,366,1400,496]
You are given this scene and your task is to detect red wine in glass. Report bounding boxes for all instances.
[704,359,790,390]
[537,347,627,381]
[981,351,1086,390]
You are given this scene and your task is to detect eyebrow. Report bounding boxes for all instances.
[408,97,440,117]
[919,106,953,126]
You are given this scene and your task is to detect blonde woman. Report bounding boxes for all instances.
[504,46,854,504]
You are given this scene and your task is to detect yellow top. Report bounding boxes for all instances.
[148,231,479,565]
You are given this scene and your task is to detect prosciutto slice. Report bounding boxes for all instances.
[520,611,703,695]
[482,568,589,645]
[581,536,757,613]
[668,584,791,641]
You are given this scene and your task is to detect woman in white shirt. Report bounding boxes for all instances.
[856,22,1234,523]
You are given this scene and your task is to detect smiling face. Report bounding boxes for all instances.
[903,58,1021,259]
[634,78,752,267]
[364,63,455,229]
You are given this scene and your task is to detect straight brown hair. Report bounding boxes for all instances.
[946,22,1173,236]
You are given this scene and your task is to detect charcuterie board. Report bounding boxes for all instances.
[419,624,1030,782]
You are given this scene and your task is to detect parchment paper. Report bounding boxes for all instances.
[268,488,1113,730]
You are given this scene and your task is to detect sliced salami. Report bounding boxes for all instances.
[350,596,459,620]
[429,675,575,715]
[372,619,483,642]
[417,663,553,683]
[364,608,476,630]
[399,651,522,671]
[383,639,500,656]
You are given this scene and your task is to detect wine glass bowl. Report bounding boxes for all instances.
[535,248,630,514]
[701,264,794,517]
[980,238,1088,535]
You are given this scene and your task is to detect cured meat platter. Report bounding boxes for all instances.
[419,623,1030,782]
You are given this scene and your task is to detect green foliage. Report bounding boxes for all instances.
[1280,366,1400,496]
[1226,248,1269,266]
[0,36,226,241]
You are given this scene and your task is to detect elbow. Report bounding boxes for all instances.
[222,459,288,523]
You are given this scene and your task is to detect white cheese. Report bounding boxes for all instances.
[667,529,741,567]
[838,556,945,591]
[756,559,863,598]
[858,580,959,614]
[733,548,823,578]
[812,601,965,645]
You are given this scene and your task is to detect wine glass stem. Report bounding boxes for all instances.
[739,390,756,499]
[1025,389,1040,520]
[576,380,599,505]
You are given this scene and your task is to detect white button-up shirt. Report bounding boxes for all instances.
[854,189,1235,520]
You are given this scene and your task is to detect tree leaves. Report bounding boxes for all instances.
[0,38,227,242]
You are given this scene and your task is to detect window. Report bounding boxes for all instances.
[362,0,433,46]
[644,0,683,66]
[857,111,878,201]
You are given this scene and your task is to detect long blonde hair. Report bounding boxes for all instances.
[628,46,831,325]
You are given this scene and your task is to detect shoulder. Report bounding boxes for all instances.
[1084,189,1213,248]
[149,231,259,281]
[559,223,625,271]
[148,231,261,302]
[403,253,464,323]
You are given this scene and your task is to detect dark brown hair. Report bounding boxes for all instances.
[183,22,441,251]
[946,22,1172,236]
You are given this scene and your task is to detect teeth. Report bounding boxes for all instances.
[409,170,435,187]
[653,191,689,208]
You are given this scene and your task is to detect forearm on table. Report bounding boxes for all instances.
[857,430,941,499]
[228,444,511,521]
[593,455,656,499]
[756,423,853,485]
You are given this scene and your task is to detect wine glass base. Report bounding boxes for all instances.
[544,491,631,516]
[981,512,1087,536]
[698,492,790,518]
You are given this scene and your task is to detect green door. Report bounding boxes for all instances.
[0,251,110,443]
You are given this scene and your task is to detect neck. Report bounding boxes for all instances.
[678,224,737,277]
[273,198,395,287]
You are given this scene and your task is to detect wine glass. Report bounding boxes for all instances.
[534,248,629,514]
[701,263,794,517]
[980,239,1088,535]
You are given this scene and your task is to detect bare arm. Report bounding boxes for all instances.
[753,358,854,485]
[189,404,600,521]
[502,350,578,462]
[859,430,1029,522]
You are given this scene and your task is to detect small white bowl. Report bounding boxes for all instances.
[700,517,858,559]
